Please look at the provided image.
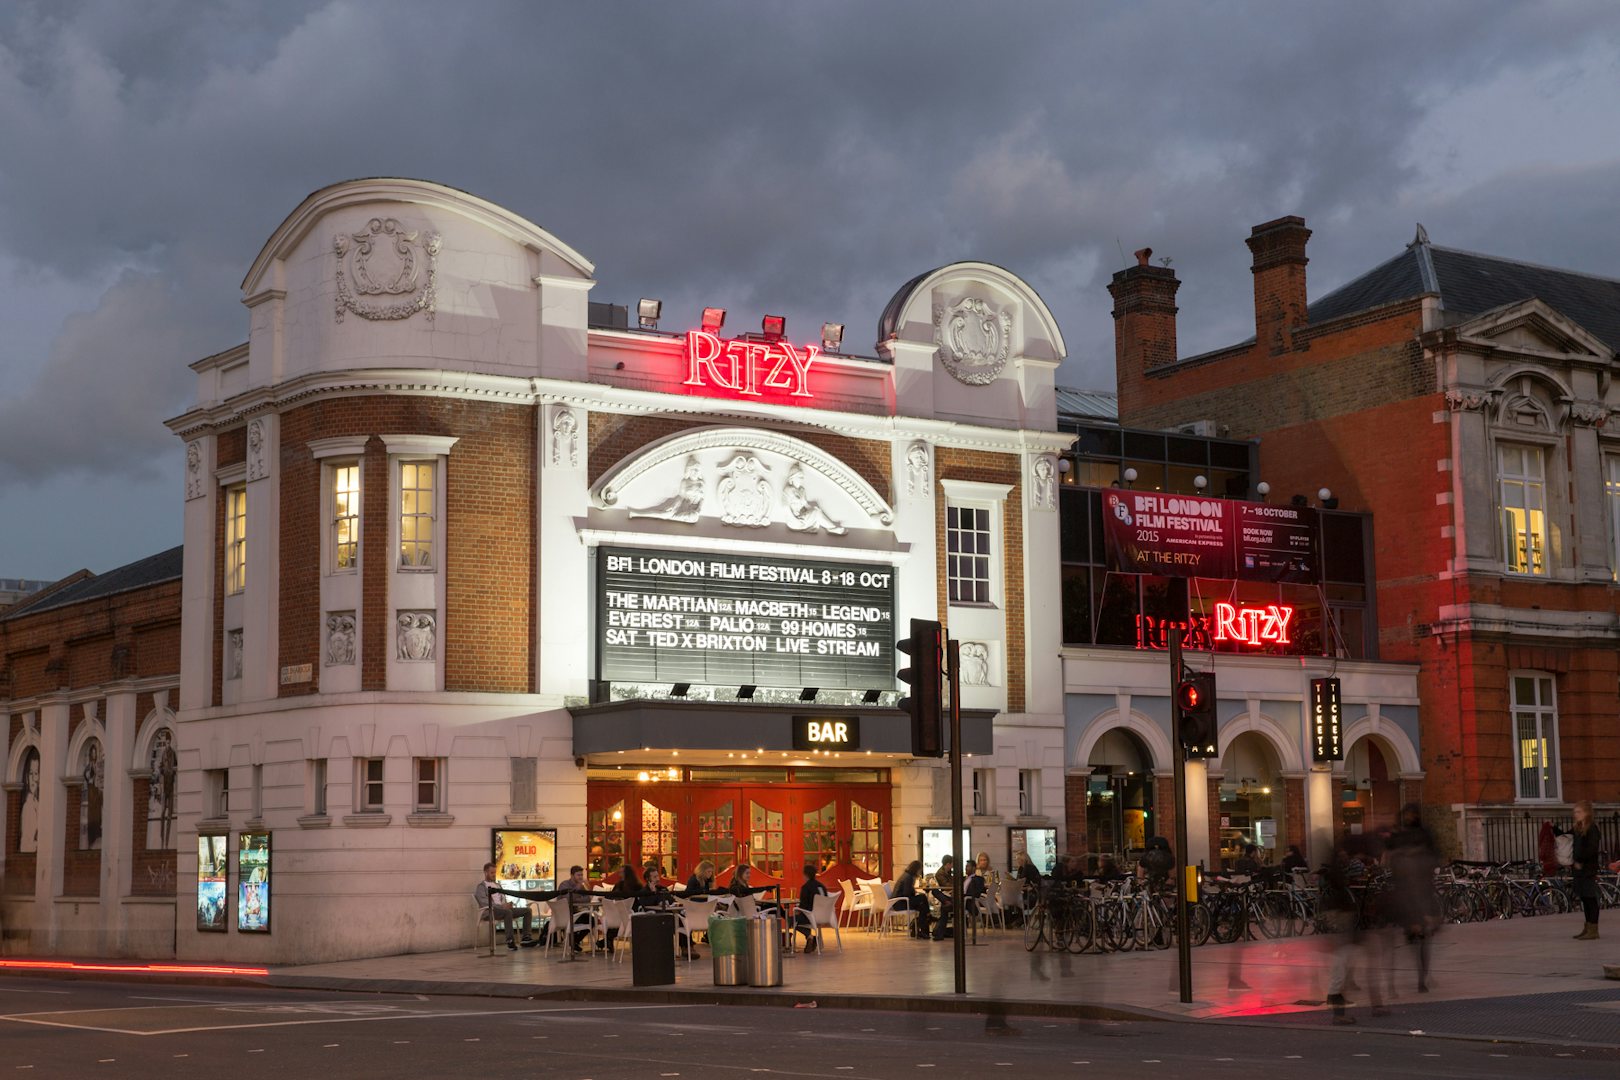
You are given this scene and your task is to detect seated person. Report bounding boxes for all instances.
[795,863,829,953]
[557,864,595,952]
[474,861,536,950]
[1280,845,1309,873]
[893,859,931,937]
[1094,854,1127,882]
[1232,844,1262,875]
[724,863,775,911]
[685,860,717,898]
[635,864,700,960]
[931,861,987,941]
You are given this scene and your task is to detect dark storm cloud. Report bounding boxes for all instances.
[1,0,1618,574]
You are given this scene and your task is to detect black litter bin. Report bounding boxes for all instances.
[631,911,677,987]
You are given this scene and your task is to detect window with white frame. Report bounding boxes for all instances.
[359,758,385,812]
[311,758,328,817]
[399,460,436,569]
[250,764,263,820]
[332,463,360,572]
[972,768,993,815]
[1018,769,1037,816]
[225,485,248,593]
[207,768,230,819]
[1607,455,1620,581]
[946,504,993,604]
[1498,444,1547,575]
[1511,673,1559,801]
[414,757,443,812]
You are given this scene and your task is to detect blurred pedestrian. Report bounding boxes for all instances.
[1385,803,1439,991]
[1319,847,1359,1024]
[1571,800,1602,940]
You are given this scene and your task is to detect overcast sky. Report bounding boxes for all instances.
[2,0,1619,580]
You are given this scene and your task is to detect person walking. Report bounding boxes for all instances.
[1385,803,1439,991]
[1319,847,1360,1024]
[1571,800,1602,940]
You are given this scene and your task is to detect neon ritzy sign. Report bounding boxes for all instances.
[1136,602,1296,651]
[684,330,818,399]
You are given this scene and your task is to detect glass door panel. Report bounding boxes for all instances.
[850,800,884,877]
[747,800,786,884]
[696,796,738,883]
[640,798,680,880]
[802,800,838,873]
[586,790,629,881]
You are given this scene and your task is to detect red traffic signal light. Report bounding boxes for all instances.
[1177,681,1203,712]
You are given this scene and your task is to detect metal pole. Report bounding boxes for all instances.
[948,636,966,995]
[1169,626,1192,1003]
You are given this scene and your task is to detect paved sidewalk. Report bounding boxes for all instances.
[261,909,1619,1028]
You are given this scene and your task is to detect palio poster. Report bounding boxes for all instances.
[492,829,557,896]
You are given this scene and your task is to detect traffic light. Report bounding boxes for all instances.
[1176,670,1218,759]
[896,618,944,757]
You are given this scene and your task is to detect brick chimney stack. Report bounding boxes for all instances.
[1110,247,1180,421]
[1246,216,1311,354]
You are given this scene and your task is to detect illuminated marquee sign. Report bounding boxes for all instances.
[1103,491,1318,583]
[1136,602,1296,651]
[793,716,860,751]
[683,330,819,399]
[1310,677,1344,762]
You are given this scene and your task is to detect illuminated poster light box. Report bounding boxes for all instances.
[197,834,228,933]
[237,831,271,933]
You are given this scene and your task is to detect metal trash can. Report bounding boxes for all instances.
[631,912,677,987]
[745,915,783,987]
[709,916,749,986]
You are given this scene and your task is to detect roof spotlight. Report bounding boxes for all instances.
[821,322,845,353]
[637,298,662,330]
[761,315,786,341]
[701,307,726,333]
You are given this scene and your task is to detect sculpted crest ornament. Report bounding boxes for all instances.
[334,218,442,323]
[933,296,1012,385]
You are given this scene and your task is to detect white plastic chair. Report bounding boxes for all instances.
[676,897,721,960]
[808,891,843,952]
[598,898,634,963]
[856,878,884,930]
[733,893,759,919]
[869,882,916,936]
[545,898,593,956]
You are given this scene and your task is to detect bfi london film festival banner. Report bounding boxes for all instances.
[1101,490,1317,583]
[597,547,895,691]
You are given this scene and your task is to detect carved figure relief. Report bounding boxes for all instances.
[628,456,706,522]
[906,441,932,499]
[551,408,579,467]
[185,441,204,500]
[783,466,846,535]
[1501,394,1552,430]
[17,747,39,854]
[334,217,441,323]
[325,612,357,667]
[81,739,105,850]
[934,296,1012,385]
[959,642,991,687]
[246,419,268,481]
[1030,455,1056,511]
[1444,389,1488,412]
[147,728,178,851]
[396,611,437,662]
[226,630,244,681]
[1568,402,1609,428]
[716,455,774,527]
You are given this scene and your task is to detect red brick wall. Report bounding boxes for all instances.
[1207,776,1222,870]
[217,425,245,467]
[3,786,33,895]
[61,785,101,897]
[1064,775,1087,855]
[130,777,178,898]
[934,448,1025,712]
[133,621,179,681]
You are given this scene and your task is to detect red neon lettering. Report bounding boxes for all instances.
[1211,602,1294,647]
[682,330,818,399]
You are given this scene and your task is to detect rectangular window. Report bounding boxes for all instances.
[1511,673,1559,801]
[946,504,993,604]
[311,758,328,817]
[1498,444,1547,574]
[332,463,360,572]
[225,485,248,594]
[414,758,442,812]
[250,764,263,819]
[971,769,992,816]
[399,461,435,569]
[1607,456,1620,581]
[207,768,230,819]
[360,758,385,812]
[1018,769,1037,816]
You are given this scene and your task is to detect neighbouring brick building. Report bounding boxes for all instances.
[1,549,182,956]
[1113,216,1620,858]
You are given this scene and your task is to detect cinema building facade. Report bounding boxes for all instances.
[13,177,1066,964]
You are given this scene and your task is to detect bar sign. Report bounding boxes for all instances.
[1310,677,1343,762]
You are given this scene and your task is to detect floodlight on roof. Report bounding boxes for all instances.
[638,298,662,330]
[821,322,844,353]
[761,314,786,341]
[701,307,726,333]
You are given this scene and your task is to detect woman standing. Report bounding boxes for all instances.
[1571,800,1601,941]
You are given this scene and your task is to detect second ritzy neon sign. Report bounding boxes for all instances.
[684,330,818,399]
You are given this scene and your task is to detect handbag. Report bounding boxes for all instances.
[1554,832,1574,868]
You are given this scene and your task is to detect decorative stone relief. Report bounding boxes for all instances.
[628,456,706,522]
[550,407,579,467]
[1500,393,1552,430]
[147,727,178,851]
[783,466,846,535]
[1568,402,1609,428]
[334,217,441,323]
[959,642,992,687]
[906,441,932,499]
[716,455,774,527]
[396,611,437,662]
[185,441,205,500]
[81,738,105,850]
[325,612,357,667]
[246,419,268,481]
[1030,454,1057,511]
[1444,389,1488,412]
[933,296,1012,385]
[226,630,243,681]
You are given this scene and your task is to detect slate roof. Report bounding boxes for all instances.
[2,546,183,620]
[1055,387,1119,422]
[1305,229,1620,352]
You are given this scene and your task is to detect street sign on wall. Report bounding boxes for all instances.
[1102,491,1317,583]
[597,547,895,691]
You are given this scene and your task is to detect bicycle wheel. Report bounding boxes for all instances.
[1096,901,1130,952]
[1255,893,1286,939]
[1050,905,1073,952]
[1066,900,1095,953]
[1187,900,1213,946]
[1022,905,1046,952]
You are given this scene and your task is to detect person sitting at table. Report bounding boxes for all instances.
[611,861,644,896]
[474,862,536,950]
[795,862,829,953]
[636,864,700,960]
[931,859,986,941]
[686,860,717,898]
[1094,854,1127,883]
[893,860,931,938]
[557,864,594,952]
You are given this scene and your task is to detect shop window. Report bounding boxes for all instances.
[359,758,385,812]
[225,485,247,594]
[1018,770,1038,816]
[1498,444,1547,574]
[588,800,626,879]
[1511,673,1559,801]
[946,503,993,605]
[399,460,436,569]
[331,463,361,572]
[414,758,443,812]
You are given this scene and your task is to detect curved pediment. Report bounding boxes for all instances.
[592,426,895,532]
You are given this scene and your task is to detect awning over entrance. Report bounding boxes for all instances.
[570,700,994,757]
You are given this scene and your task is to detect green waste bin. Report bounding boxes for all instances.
[709,916,749,985]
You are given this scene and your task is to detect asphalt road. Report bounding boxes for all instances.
[1,978,1616,1079]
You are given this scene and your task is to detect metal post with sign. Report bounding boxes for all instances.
[1168,625,1193,1004]
[947,636,966,996]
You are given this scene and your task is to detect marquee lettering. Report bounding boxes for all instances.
[1135,602,1296,651]
[683,330,818,399]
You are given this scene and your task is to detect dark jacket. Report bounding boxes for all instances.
[1017,861,1043,886]
[798,877,829,916]
[1572,825,1602,894]
[893,871,919,898]
[684,874,715,897]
